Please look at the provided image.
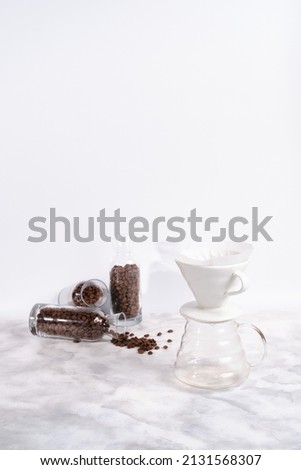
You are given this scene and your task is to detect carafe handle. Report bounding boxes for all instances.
[238,323,267,367]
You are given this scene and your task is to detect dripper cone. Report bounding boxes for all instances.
[175,243,252,309]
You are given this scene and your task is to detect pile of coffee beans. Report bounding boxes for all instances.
[110,264,140,318]
[111,329,174,354]
[36,306,109,342]
[72,282,103,307]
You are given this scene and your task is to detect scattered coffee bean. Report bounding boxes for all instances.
[167,329,173,333]
[111,332,158,354]
[110,326,175,355]
[110,264,141,319]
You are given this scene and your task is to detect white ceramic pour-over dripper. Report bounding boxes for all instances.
[175,245,252,309]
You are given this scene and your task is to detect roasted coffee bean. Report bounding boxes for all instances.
[110,264,141,319]
[36,306,109,341]
[111,332,158,354]
[72,283,103,307]
[167,329,173,333]
[110,326,176,354]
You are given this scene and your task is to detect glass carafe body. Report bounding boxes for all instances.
[175,317,266,390]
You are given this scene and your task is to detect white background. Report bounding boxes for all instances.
[0,0,300,318]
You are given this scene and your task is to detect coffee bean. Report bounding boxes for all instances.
[167,329,173,333]
[109,325,175,355]
[72,283,103,307]
[110,264,141,319]
[111,332,159,354]
[35,306,109,341]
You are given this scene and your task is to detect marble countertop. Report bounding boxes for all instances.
[0,309,300,450]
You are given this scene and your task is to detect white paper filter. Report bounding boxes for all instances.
[175,243,253,266]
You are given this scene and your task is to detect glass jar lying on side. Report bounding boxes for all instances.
[29,304,124,342]
[58,279,109,309]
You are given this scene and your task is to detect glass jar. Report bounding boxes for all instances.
[29,304,124,342]
[58,279,109,308]
[110,241,142,325]
[175,311,267,390]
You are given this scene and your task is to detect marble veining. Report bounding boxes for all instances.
[0,310,300,449]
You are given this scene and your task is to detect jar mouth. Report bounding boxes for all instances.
[29,320,37,335]
[29,303,46,335]
[80,279,108,308]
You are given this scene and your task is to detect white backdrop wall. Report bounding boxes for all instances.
[0,0,300,318]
